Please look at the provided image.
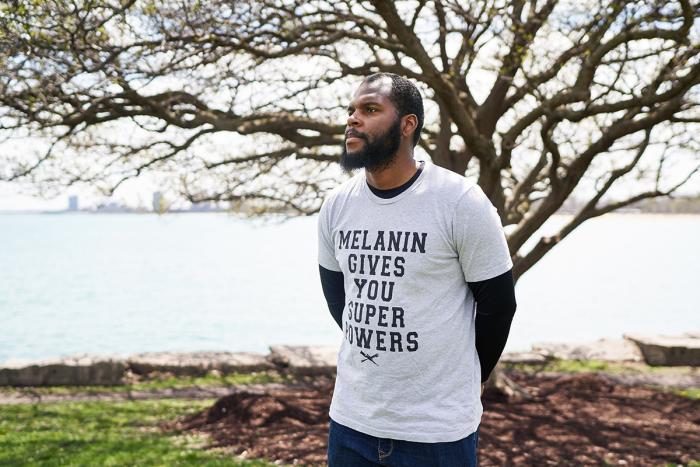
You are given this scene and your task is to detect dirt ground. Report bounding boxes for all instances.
[171,371,700,466]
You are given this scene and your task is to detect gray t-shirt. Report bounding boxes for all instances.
[317,158,513,442]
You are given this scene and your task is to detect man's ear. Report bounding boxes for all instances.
[402,114,418,138]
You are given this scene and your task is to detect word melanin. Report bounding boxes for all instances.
[339,230,427,253]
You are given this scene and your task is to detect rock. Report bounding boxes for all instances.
[623,333,700,366]
[126,351,273,376]
[267,345,338,376]
[0,354,126,386]
[531,337,643,362]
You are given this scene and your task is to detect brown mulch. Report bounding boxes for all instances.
[170,372,700,466]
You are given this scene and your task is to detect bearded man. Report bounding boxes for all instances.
[318,72,517,466]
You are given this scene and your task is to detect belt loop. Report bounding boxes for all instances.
[378,438,394,460]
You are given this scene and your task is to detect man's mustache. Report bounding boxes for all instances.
[345,130,367,141]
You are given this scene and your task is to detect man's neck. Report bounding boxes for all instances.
[365,156,421,190]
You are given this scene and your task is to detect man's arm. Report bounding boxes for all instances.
[468,268,517,383]
[319,264,345,330]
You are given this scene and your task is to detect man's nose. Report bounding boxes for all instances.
[347,111,360,127]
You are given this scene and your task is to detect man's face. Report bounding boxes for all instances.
[340,79,402,173]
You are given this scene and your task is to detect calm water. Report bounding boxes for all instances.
[1,212,698,364]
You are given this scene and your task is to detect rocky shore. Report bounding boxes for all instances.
[1,333,698,387]
[0,345,339,386]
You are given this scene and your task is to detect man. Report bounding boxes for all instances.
[318,72,517,466]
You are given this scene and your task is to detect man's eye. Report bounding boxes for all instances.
[367,107,376,113]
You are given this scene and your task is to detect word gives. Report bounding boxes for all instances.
[348,254,405,277]
[345,323,418,352]
[339,230,427,253]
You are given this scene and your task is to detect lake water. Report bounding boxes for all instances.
[1,212,698,364]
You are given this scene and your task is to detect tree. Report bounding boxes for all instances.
[1,0,699,281]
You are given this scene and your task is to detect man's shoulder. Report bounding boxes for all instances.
[331,173,361,196]
[425,161,479,201]
[320,172,362,213]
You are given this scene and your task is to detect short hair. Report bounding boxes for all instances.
[362,72,424,147]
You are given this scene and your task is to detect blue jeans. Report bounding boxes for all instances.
[327,417,479,466]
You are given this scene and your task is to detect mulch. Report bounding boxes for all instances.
[169,371,700,466]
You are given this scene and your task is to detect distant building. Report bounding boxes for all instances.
[152,191,164,213]
[94,201,136,213]
[190,201,214,212]
[68,195,78,211]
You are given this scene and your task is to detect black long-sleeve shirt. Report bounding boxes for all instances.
[468,269,517,382]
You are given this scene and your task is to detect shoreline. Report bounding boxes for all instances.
[2,334,698,387]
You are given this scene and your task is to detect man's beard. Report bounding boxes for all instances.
[340,117,402,173]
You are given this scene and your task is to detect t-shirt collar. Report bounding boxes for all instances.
[361,159,430,205]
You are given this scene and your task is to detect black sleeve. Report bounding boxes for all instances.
[468,269,517,383]
[319,264,345,331]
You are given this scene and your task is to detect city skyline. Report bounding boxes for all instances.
[1,186,698,215]
[0,186,220,213]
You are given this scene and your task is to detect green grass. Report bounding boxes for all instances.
[123,370,291,392]
[504,358,633,373]
[669,387,700,400]
[504,358,692,375]
[0,398,278,466]
[0,371,292,398]
[539,359,629,373]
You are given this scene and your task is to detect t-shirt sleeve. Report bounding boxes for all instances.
[454,184,513,282]
[317,198,342,272]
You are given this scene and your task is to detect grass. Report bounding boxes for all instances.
[504,358,632,374]
[0,370,293,398]
[670,387,700,400]
[504,358,692,375]
[0,398,278,466]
